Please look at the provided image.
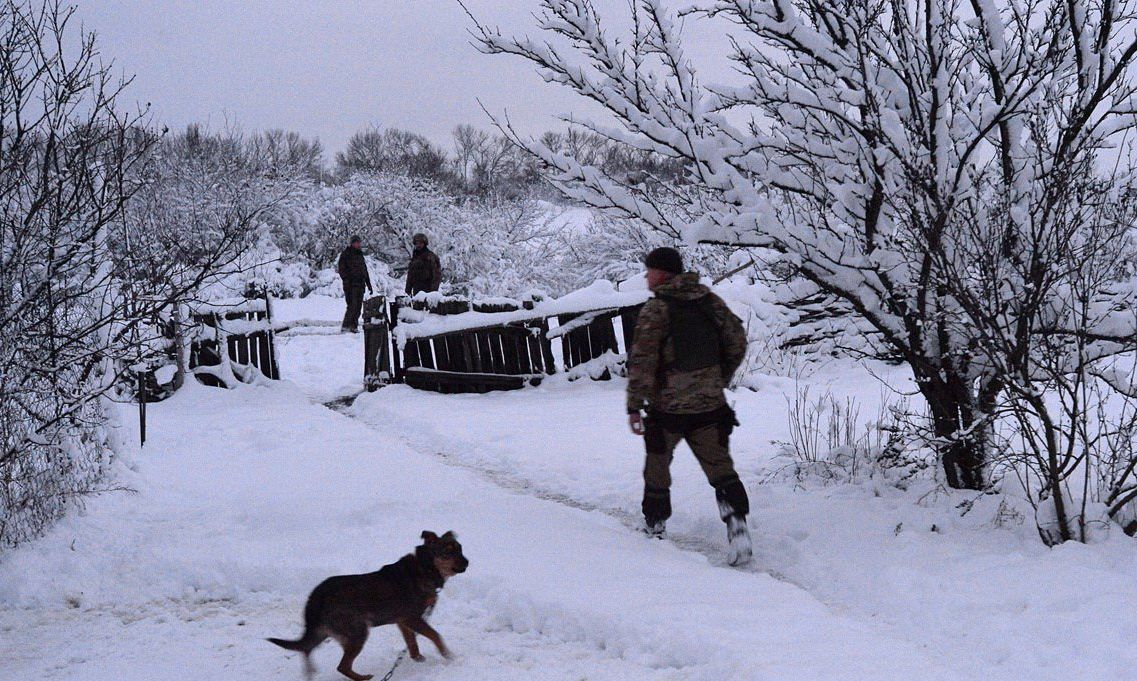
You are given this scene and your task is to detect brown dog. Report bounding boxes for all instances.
[268,531,469,681]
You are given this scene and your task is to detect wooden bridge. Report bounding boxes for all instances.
[363,288,649,393]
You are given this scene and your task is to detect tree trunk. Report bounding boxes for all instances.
[921,379,991,490]
[171,304,188,391]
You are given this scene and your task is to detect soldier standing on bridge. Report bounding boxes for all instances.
[405,232,442,296]
[337,235,373,333]
[626,247,753,565]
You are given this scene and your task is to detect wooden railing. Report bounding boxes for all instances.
[188,289,280,387]
[364,291,648,393]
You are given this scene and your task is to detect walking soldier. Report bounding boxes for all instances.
[626,247,753,565]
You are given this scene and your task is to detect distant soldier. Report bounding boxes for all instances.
[337,235,373,333]
[405,232,442,296]
[626,247,752,565]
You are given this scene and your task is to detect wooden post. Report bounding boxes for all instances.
[138,372,147,447]
[363,295,392,390]
[263,288,280,379]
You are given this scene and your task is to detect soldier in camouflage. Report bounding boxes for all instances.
[626,247,753,564]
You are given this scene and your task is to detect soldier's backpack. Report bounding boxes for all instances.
[664,297,722,371]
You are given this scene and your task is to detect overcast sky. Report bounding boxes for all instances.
[75,1,633,156]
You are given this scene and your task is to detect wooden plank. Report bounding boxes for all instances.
[388,300,401,331]
[403,338,422,369]
[567,324,591,367]
[488,332,506,374]
[363,295,387,324]
[418,339,436,370]
[472,331,489,374]
[538,320,557,373]
[525,329,545,374]
[252,331,262,375]
[620,304,643,353]
[501,328,521,374]
[432,337,451,371]
[404,367,535,394]
[589,313,619,356]
[228,336,242,366]
[463,332,482,373]
[472,301,520,313]
[557,314,576,368]
[236,336,245,367]
[588,317,616,381]
[445,334,467,372]
[256,332,269,377]
[363,323,391,387]
[513,329,534,374]
[376,325,390,378]
[364,327,378,378]
[390,333,402,381]
[248,333,260,372]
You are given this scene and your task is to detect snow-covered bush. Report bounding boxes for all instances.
[771,386,898,484]
[1,2,153,548]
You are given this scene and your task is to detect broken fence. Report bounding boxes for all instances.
[364,292,648,393]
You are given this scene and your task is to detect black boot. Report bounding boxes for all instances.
[642,486,671,539]
[714,476,752,566]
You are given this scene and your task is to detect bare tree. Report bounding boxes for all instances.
[0,3,285,547]
[247,128,327,181]
[336,126,451,184]
[464,0,1137,493]
[0,0,151,546]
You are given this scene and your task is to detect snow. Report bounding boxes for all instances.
[3,294,1137,681]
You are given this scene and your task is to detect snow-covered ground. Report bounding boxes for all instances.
[3,296,1135,680]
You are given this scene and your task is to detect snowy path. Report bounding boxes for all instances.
[0,380,963,680]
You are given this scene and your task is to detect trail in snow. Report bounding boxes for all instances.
[326,393,790,580]
[0,381,960,681]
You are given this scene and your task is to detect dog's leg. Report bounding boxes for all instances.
[397,622,424,661]
[406,616,451,659]
[334,624,373,681]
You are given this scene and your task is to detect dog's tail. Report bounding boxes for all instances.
[266,627,322,654]
[266,636,307,651]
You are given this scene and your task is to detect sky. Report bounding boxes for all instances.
[75,1,631,157]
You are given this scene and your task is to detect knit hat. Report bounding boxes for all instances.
[349,234,362,245]
[644,247,683,274]
[412,232,428,246]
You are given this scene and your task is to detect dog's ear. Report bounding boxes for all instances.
[442,530,457,540]
[421,530,439,543]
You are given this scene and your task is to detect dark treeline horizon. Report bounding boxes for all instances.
[163,120,686,202]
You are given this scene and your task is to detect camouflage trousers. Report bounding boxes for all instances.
[642,407,749,525]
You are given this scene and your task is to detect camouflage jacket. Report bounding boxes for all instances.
[626,273,747,415]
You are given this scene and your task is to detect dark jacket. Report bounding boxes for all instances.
[406,247,442,295]
[337,246,372,289]
[626,272,747,415]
